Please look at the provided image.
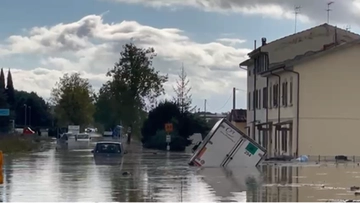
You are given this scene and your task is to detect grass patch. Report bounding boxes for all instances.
[0,135,42,153]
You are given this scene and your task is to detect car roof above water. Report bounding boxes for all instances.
[96,141,122,145]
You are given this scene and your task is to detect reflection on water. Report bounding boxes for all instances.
[1,143,360,202]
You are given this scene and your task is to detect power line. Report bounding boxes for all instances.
[213,93,232,112]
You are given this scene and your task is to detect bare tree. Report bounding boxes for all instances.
[173,64,195,113]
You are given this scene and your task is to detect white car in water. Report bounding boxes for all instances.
[76,133,91,142]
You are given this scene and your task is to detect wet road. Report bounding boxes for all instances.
[1,142,360,202]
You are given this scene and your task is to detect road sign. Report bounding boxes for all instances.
[165,123,173,133]
[166,134,171,143]
[0,109,9,116]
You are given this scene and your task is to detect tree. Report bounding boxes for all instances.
[173,64,194,113]
[93,83,118,130]
[0,68,5,91]
[51,73,95,128]
[141,101,210,151]
[104,43,168,140]
[6,69,15,107]
[13,90,52,128]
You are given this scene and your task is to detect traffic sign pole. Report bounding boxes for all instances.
[166,134,171,151]
[164,123,173,151]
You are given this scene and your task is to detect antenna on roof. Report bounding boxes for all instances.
[326,1,334,24]
[294,6,301,33]
[345,25,351,31]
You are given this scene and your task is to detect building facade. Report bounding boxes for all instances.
[241,23,360,157]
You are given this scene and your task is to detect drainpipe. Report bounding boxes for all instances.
[253,61,257,140]
[270,71,281,155]
[284,68,300,157]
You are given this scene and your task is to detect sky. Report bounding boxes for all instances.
[1,0,360,113]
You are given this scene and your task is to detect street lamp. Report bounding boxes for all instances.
[24,104,27,126]
[28,106,31,127]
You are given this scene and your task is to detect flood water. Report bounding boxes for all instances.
[1,142,360,202]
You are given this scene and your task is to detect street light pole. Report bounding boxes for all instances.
[24,104,27,127]
[28,106,31,127]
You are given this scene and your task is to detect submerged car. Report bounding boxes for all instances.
[75,133,91,142]
[91,141,127,157]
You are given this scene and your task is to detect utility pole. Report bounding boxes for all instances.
[294,6,301,33]
[24,104,27,126]
[326,1,334,24]
[232,87,236,110]
[204,99,207,119]
[28,106,31,127]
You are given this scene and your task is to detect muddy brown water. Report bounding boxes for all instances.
[0,142,360,202]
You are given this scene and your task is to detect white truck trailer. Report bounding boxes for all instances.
[189,118,267,167]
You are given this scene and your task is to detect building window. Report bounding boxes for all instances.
[253,91,256,110]
[281,130,288,152]
[290,78,293,105]
[269,83,273,108]
[282,81,288,107]
[248,92,251,110]
[258,89,262,109]
[263,87,268,108]
[273,83,279,107]
[248,68,251,76]
[256,54,269,73]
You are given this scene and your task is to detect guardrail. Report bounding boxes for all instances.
[307,155,360,163]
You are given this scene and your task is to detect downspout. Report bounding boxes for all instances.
[270,71,281,155]
[284,67,300,157]
[253,61,257,140]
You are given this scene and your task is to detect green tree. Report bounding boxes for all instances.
[104,43,168,139]
[51,73,95,128]
[141,101,210,151]
[93,83,118,130]
[14,90,52,128]
[0,88,9,132]
[173,64,195,113]
[6,69,15,107]
[0,68,5,91]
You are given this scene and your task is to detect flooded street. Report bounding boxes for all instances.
[1,142,360,202]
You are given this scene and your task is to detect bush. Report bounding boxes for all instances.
[143,130,187,151]
[0,135,40,153]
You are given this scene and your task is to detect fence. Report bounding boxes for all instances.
[307,155,360,163]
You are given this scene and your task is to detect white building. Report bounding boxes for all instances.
[240,23,360,157]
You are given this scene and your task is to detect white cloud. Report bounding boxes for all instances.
[217,38,246,46]
[106,0,360,25]
[0,14,250,111]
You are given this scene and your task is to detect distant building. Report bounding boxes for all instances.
[227,109,247,134]
[240,23,360,157]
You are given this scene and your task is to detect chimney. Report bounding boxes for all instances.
[261,37,267,46]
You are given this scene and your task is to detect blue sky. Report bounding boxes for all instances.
[0,0,359,112]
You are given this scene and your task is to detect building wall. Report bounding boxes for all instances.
[267,72,298,156]
[247,64,267,139]
[231,121,247,135]
[261,24,359,65]
[296,45,360,156]
[246,25,360,157]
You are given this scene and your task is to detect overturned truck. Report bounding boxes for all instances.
[189,118,267,167]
